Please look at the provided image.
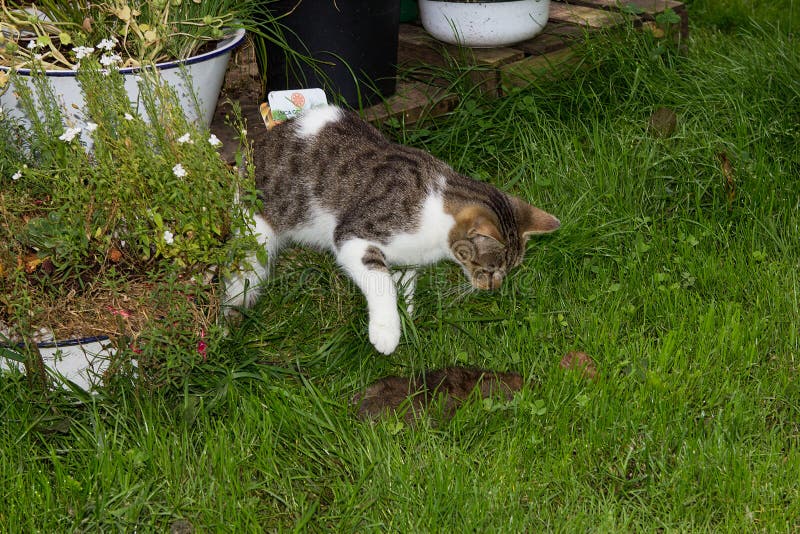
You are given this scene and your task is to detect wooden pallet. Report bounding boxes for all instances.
[210,0,687,161]
[364,0,687,124]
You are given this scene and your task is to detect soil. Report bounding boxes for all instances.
[209,38,265,164]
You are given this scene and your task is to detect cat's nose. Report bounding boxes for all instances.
[490,271,503,290]
[474,270,503,290]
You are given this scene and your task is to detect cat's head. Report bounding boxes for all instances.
[449,198,559,290]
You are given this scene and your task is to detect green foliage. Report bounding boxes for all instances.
[685,0,800,33]
[0,60,257,385]
[0,0,248,69]
[3,62,253,277]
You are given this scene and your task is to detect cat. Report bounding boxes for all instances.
[353,366,524,423]
[224,105,560,354]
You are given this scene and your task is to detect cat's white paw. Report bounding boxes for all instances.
[368,312,401,355]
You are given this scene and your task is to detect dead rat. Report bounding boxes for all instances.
[353,367,524,423]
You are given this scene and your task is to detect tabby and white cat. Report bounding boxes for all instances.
[225,105,560,354]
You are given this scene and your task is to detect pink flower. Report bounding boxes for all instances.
[197,329,207,360]
[106,305,131,318]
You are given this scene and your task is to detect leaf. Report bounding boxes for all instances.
[656,8,682,25]
[388,421,404,435]
[717,152,736,205]
[113,5,133,22]
[0,347,25,363]
[24,254,42,273]
[531,399,547,416]
[560,351,598,380]
[635,237,651,255]
[643,21,666,39]
[621,4,645,15]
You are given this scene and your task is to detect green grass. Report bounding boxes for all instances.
[2,4,800,531]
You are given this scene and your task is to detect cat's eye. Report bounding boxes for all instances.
[452,240,475,262]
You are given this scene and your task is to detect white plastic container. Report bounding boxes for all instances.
[0,336,116,391]
[0,28,245,138]
[419,0,550,48]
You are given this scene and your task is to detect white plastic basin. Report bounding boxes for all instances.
[419,0,551,48]
[0,28,245,139]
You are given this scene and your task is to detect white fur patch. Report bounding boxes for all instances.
[284,203,338,249]
[338,239,401,354]
[295,105,342,139]
[223,213,277,312]
[382,192,455,265]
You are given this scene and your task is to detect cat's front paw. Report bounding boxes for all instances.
[368,312,401,355]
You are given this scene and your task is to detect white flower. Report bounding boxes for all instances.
[26,40,38,50]
[177,133,193,144]
[172,163,187,178]
[97,38,117,51]
[207,133,222,147]
[34,54,43,61]
[124,113,134,121]
[85,122,99,132]
[11,170,22,181]
[58,126,82,143]
[100,53,122,67]
[73,46,95,60]
[163,230,174,245]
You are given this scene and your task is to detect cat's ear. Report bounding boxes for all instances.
[512,197,560,238]
[456,206,504,244]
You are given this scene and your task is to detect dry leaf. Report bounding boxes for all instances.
[717,152,736,205]
[643,21,666,39]
[41,258,54,275]
[560,351,598,380]
[24,254,42,273]
[648,107,677,138]
[113,6,132,22]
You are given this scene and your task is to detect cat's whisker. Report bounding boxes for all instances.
[456,283,478,302]
[438,281,475,303]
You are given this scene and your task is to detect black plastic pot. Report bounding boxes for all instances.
[259,0,400,108]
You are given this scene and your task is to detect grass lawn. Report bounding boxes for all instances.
[2,2,799,531]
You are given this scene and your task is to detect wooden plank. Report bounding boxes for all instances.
[398,24,523,96]
[500,47,580,90]
[399,24,524,69]
[548,3,625,28]
[364,81,458,124]
[557,0,684,16]
[514,22,587,56]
